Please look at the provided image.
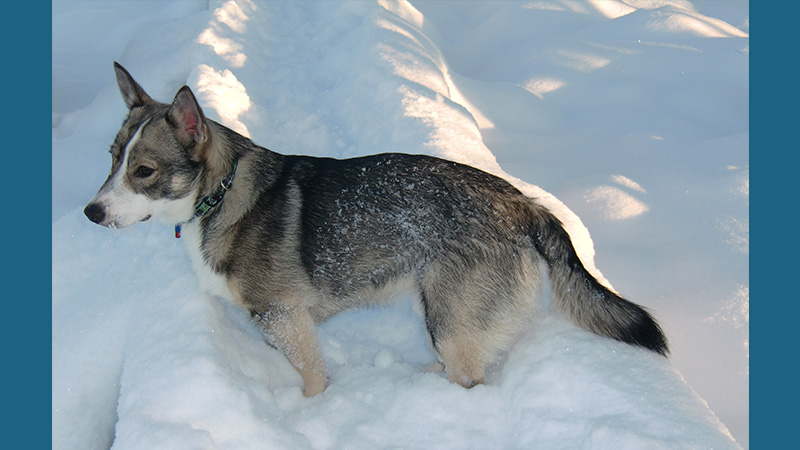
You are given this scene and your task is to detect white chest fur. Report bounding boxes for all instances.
[180,221,236,303]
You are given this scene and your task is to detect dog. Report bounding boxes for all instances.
[85,63,668,396]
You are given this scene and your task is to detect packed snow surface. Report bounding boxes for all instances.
[52,1,748,449]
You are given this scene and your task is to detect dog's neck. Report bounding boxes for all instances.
[199,121,241,185]
[175,158,238,238]
[176,156,239,237]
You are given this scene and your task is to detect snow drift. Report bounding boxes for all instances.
[52,1,748,449]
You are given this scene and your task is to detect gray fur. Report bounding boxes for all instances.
[85,63,668,396]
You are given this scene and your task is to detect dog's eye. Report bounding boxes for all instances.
[134,165,155,178]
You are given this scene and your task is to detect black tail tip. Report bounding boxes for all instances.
[648,336,669,357]
[629,314,669,357]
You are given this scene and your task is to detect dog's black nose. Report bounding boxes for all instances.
[84,203,106,224]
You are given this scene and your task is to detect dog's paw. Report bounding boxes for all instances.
[302,376,329,397]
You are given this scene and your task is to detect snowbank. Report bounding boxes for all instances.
[53,1,748,448]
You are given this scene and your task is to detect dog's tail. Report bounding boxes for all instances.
[528,202,669,356]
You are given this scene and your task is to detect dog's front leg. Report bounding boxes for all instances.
[254,303,329,397]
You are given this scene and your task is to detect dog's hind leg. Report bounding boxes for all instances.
[420,251,543,388]
[432,328,491,388]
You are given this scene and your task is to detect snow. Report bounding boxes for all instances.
[52,1,748,449]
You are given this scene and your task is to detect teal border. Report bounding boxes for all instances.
[750,3,789,448]
[6,1,53,446]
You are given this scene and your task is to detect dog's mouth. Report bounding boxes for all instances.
[102,215,151,229]
[84,202,154,229]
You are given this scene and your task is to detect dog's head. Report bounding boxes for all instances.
[84,63,210,229]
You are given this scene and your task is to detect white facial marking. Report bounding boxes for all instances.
[115,118,150,188]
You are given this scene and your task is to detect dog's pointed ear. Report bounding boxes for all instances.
[114,62,153,109]
[167,86,208,152]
